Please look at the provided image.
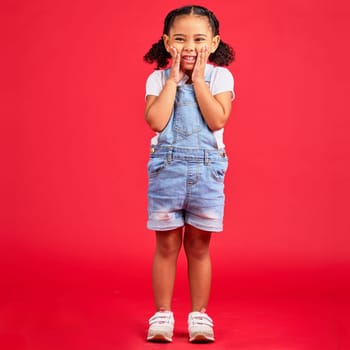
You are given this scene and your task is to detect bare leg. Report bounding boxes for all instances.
[152,228,183,311]
[184,224,212,312]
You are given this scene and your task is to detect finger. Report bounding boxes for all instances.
[201,45,209,62]
[171,52,180,76]
[200,46,207,64]
[205,45,210,60]
[170,47,181,67]
[196,46,206,68]
[170,46,177,59]
[175,51,181,66]
[169,48,182,82]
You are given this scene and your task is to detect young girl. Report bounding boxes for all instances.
[144,5,235,343]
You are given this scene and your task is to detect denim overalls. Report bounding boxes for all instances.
[147,68,228,232]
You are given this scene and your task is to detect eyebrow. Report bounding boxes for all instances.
[173,34,208,38]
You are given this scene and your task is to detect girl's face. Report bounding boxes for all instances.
[163,14,220,73]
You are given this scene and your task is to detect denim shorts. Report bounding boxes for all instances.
[147,146,228,232]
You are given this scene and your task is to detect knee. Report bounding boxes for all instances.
[184,238,210,260]
[156,234,182,258]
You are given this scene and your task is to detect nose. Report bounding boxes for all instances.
[183,46,195,52]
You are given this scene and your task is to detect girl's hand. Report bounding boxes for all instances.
[168,47,184,84]
[192,46,210,84]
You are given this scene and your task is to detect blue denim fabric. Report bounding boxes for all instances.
[147,69,228,232]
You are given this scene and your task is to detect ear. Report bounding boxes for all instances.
[210,35,220,53]
[163,34,171,52]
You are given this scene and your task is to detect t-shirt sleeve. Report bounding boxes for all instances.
[145,70,164,97]
[210,67,235,100]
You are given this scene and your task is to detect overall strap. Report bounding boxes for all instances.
[164,68,171,80]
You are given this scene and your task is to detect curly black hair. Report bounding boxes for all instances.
[144,5,235,69]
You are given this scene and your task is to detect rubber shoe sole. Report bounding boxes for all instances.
[147,332,173,342]
[189,332,215,343]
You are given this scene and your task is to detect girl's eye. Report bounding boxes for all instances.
[195,38,205,42]
[174,38,184,42]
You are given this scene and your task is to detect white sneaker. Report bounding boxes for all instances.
[147,310,174,342]
[188,310,215,342]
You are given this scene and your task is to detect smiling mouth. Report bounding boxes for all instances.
[182,55,196,63]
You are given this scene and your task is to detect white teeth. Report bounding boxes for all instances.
[183,56,195,62]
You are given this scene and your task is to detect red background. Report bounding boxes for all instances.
[1,0,350,349]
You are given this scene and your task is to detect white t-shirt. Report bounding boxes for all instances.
[145,64,235,148]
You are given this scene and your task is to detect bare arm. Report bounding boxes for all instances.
[145,49,184,132]
[192,46,232,131]
[144,80,177,132]
[193,82,232,131]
